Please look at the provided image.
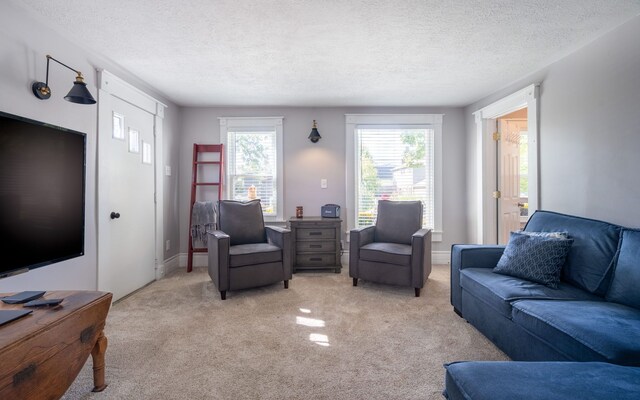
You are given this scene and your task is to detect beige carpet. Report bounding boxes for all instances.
[62,264,508,400]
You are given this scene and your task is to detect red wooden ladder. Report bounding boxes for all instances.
[187,144,223,272]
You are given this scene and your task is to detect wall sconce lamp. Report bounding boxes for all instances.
[308,120,321,143]
[32,55,96,105]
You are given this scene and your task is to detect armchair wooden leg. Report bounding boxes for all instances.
[284,280,289,289]
[353,278,358,287]
[415,288,421,297]
[220,291,226,300]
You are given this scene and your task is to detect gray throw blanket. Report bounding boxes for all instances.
[191,201,215,246]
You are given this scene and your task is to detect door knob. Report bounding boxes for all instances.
[110,212,120,219]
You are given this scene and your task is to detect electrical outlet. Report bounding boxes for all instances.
[165,165,171,176]
[321,178,328,189]
[165,240,170,251]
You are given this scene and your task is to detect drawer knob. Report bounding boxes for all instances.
[310,244,322,248]
[309,232,322,236]
[310,257,322,261]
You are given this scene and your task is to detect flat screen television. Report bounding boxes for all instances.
[0,111,86,279]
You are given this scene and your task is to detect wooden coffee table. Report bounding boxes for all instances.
[0,291,112,399]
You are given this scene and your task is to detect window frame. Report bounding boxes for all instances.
[345,114,443,242]
[219,117,284,222]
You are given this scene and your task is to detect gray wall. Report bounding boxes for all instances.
[179,106,467,255]
[465,15,640,237]
[0,2,180,291]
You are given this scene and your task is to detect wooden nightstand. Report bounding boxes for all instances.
[288,216,342,273]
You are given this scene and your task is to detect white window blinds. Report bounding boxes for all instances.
[226,128,278,217]
[356,127,434,228]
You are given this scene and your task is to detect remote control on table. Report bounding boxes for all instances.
[23,298,63,307]
[1,291,46,304]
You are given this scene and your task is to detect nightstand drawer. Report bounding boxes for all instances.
[296,228,336,240]
[297,253,336,267]
[296,241,336,253]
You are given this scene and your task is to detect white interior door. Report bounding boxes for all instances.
[97,72,161,301]
[497,119,522,244]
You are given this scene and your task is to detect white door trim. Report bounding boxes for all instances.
[96,70,166,287]
[472,84,539,244]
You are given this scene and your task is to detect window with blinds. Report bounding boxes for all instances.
[355,127,434,228]
[226,128,278,216]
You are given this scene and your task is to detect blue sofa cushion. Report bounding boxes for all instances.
[460,268,601,318]
[494,231,573,288]
[443,361,640,400]
[524,210,622,295]
[512,300,640,365]
[606,229,640,310]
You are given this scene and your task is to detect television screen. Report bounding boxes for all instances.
[0,111,86,278]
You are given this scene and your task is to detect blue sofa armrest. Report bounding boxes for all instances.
[450,245,506,315]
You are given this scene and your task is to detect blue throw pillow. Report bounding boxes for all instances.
[494,231,573,288]
[517,230,568,239]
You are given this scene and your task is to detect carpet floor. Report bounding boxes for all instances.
[63,264,508,399]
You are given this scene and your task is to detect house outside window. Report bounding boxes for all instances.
[219,117,284,222]
[345,114,443,241]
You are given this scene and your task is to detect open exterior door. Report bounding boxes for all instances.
[497,118,525,244]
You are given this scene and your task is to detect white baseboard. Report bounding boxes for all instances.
[432,251,451,265]
[155,262,165,280]
[163,254,181,275]
[178,252,208,268]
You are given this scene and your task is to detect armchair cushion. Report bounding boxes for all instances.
[229,243,282,268]
[360,242,412,266]
[374,200,422,244]
[218,200,266,246]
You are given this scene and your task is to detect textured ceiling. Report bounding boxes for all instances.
[10,1,640,107]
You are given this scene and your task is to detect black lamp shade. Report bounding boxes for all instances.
[32,55,96,105]
[64,79,96,104]
[308,120,321,143]
[308,128,321,143]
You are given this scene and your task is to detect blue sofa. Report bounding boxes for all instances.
[444,361,640,400]
[450,210,640,364]
[444,210,640,399]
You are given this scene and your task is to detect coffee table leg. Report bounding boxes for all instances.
[91,331,108,392]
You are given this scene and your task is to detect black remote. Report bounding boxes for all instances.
[1,291,46,304]
[23,298,63,307]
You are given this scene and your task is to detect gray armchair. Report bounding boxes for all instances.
[207,199,292,300]
[349,200,432,297]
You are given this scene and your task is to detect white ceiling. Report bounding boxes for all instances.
[11,1,640,107]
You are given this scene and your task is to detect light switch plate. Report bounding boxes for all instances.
[321,178,328,189]
[165,166,171,176]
